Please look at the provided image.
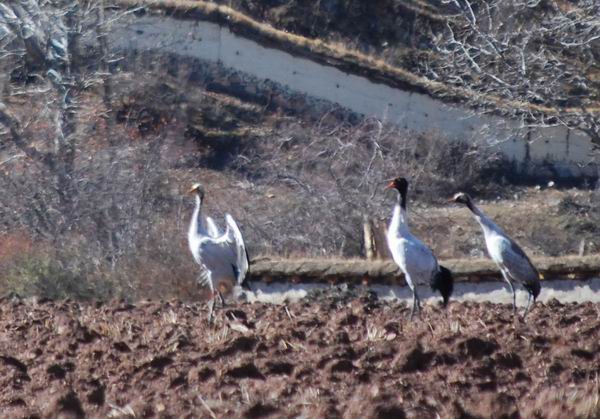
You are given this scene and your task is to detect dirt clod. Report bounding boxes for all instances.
[458,337,499,358]
[226,362,265,380]
[48,391,85,419]
[398,343,434,373]
[245,402,278,418]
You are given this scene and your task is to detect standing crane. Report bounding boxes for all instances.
[386,177,454,319]
[451,192,541,317]
[187,183,249,323]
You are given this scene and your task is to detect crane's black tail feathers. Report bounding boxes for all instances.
[431,265,454,306]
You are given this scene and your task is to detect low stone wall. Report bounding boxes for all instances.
[248,254,600,285]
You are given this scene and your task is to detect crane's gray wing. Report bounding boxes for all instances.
[403,239,438,285]
[498,237,539,283]
[225,214,249,285]
[205,216,221,238]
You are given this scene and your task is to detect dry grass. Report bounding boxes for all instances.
[114,0,600,117]
[523,381,600,418]
[392,0,451,22]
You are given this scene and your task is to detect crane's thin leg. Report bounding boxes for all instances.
[207,297,215,325]
[409,290,421,321]
[523,292,533,318]
[206,275,216,325]
[501,270,517,314]
[218,291,226,308]
[508,282,516,315]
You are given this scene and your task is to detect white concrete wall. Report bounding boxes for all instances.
[111,15,597,177]
[244,278,600,305]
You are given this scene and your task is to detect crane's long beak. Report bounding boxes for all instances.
[187,186,198,194]
[384,181,395,190]
[447,197,455,203]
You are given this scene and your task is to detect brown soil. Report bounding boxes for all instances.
[1,292,599,418]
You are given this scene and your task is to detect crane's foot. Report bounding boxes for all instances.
[510,293,517,316]
[408,296,421,321]
[408,308,422,321]
[207,298,216,325]
[522,294,534,319]
[218,291,226,308]
[503,276,517,317]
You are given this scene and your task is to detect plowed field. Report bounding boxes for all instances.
[0,291,599,418]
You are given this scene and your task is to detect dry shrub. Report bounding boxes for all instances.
[114,219,206,301]
[0,232,33,264]
[0,217,203,301]
[0,234,109,300]
[0,112,195,299]
[233,115,506,256]
[552,188,600,255]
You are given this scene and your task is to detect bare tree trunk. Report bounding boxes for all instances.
[578,239,586,257]
[372,220,391,260]
[97,0,121,269]
[363,216,375,260]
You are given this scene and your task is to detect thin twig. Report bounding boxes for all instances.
[198,394,217,419]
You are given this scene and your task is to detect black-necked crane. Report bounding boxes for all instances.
[386,177,454,319]
[451,192,541,317]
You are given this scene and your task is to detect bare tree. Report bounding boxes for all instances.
[0,1,171,276]
[424,0,600,145]
[0,1,100,234]
[234,114,500,257]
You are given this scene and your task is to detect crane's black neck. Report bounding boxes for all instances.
[396,187,407,210]
[463,198,478,214]
[195,193,204,211]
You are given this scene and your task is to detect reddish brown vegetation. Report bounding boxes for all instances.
[0,295,599,417]
[0,232,33,263]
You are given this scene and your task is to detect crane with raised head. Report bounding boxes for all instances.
[187,183,249,323]
[386,177,454,319]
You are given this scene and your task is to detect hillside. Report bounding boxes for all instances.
[139,0,600,114]
[2,48,600,300]
[0,1,599,301]
[221,0,600,98]
[209,0,452,68]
